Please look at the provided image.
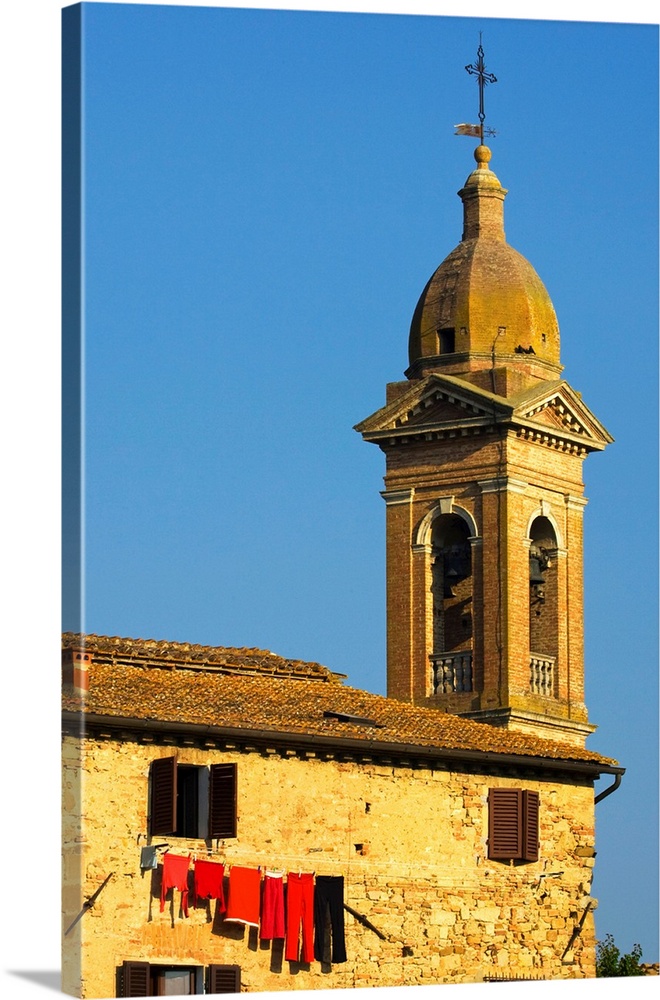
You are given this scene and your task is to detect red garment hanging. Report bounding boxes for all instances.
[193,858,225,909]
[285,872,315,963]
[260,870,285,940]
[160,853,191,917]
[224,866,261,927]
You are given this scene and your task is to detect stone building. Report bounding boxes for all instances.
[62,632,620,997]
[62,142,622,996]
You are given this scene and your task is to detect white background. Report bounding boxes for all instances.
[1,2,656,999]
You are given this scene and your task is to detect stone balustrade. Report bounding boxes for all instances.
[529,653,555,696]
[430,651,473,694]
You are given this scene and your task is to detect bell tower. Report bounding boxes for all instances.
[356,88,612,748]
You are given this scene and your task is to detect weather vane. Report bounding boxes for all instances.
[454,34,498,141]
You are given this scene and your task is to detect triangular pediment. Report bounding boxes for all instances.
[393,390,493,429]
[511,381,613,450]
[356,375,613,453]
[355,374,509,439]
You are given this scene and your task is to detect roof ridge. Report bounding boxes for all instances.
[62,632,340,682]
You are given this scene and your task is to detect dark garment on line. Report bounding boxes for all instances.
[313,875,347,964]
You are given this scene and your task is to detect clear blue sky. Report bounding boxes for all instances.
[3,2,658,997]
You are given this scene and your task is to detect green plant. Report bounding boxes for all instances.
[596,933,644,977]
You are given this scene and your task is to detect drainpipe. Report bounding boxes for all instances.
[594,771,623,804]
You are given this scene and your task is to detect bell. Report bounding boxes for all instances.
[529,556,546,586]
[444,566,459,599]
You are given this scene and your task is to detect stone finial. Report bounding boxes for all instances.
[474,144,492,167]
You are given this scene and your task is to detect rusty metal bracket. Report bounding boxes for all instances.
[343,902,389,941]
[561,898,596,961]
[64,871,114,936]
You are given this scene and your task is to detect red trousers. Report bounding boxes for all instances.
[260,871,285,940]
[285,872,315,962]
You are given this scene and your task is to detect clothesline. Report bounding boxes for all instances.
[168,848,584,882]
[143,845,577,886]
[144,841,572,871]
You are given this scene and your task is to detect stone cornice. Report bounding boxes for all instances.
[404,353,563,383]
[564,494,589,511]
[478,477,529,495]
[380,488,415,506]
[357,373,611,457]
[460,707,598,745]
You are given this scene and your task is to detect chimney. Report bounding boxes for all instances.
[62,647,92,694]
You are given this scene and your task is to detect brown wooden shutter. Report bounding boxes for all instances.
[209,763,237,839]
[207,964,241,994]
[488,788,523,859]
[122,961,150,997]
[522,790,540,862]
[150,756,177,836]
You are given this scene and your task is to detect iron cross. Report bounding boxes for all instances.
[465,36,497,134]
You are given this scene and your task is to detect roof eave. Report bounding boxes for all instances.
[511,418,610,452]
[62,710,622,779]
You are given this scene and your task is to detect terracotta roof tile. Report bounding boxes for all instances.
[62,631,341,681]
[62,633,617,769]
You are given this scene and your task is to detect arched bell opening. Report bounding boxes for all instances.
[528,516,559,698]
[430,513,473,694]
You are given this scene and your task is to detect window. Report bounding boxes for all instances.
[438,328,455,354]
[488,788,539,862]
[121,962,240,996]
[150,757,237,839]
[528,516,559,697]
[177,765,203,838]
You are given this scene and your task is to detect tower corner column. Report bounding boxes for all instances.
[382,487,416,701]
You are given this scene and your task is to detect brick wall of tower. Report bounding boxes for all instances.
[508,435,587,496]
[381,419,592,741]
[478,484,508,710]
[385,495,414,701]
[383,432,504,481]
[564,499,588,718]
[411,543,432,703]
[502,486,530,699]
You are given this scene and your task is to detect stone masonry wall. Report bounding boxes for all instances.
[62,732,598,997]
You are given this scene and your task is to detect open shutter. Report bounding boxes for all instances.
[207,965,241,994]
[488,788,523,859]
[150,756,177,836]
[209,763,237,839]
[522,790,540,862]
[122,961,150,997]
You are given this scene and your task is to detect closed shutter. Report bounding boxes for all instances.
[488,788,523,859]
[122,961,150,997]
[207,964,241,994]
[209,763,237,839]
[150,756,177,836]
[523,790,540,862]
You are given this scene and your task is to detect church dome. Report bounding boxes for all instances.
[408,146,561,379]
